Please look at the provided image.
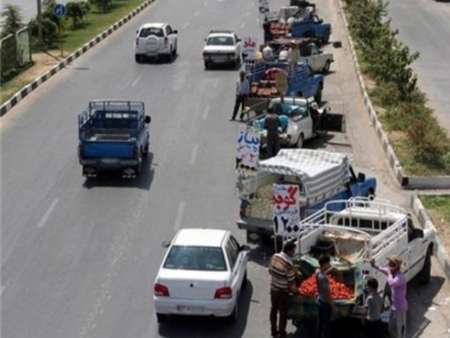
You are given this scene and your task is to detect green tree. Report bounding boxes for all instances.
[0,4,24,37]
[29,17,58,47]
[65,1,90,28]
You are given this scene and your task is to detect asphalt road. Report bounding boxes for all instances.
[387,0,450,132]
[1,0,450,338]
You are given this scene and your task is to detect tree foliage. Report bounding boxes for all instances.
[65,1,90,28]
[1,4,24,38]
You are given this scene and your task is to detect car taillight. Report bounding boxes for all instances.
[154,283,170,297]
[214,286,232,299]
[164,37,168,47]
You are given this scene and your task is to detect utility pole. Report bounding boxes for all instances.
[36,0,43,48]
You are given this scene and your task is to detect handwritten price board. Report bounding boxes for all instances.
[236,130,260,176]
[272,184,300,236]
[243,37,257,60]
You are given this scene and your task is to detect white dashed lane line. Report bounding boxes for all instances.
[173,201,186,231]
[37,198,59,229]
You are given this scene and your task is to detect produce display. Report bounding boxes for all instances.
[298,274,354,300]
[270,22,289,38]
[251,81,280,97]
[247,184,274,219]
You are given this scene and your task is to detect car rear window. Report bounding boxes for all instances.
[163,246,227,271]
[207,36,234,46]
[140,27,164,38]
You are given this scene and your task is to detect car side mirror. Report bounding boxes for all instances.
[161,240,170,248]
[237,38,241,42]
[145,115,151,124]
[173,29,178,34]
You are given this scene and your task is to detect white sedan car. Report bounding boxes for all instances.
[153,228,249,323]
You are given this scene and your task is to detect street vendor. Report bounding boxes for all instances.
[264,107,281,158]
[268,240,298,338]
[371,256,407,338]
[263,17,273,43]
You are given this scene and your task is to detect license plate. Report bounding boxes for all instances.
[213,56,227,62]
[101,158,118,164]
[176,305,203,312]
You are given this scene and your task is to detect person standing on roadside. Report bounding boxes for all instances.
[316,254,335,338]
[231,70,250,121]
[268,241,298,338]
[371,256,407,338]
[263,17,273,44]
[264,106,281,158]
[363,277,384,338]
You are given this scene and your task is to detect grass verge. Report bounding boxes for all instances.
[420,195,450,248]
[1,0,145,105]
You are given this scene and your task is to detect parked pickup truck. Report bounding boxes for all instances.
[236,149,377,240]
[291,15,332,44]
[288,198,435,323]
[268,38,334,73]
[78,100,151,178]
[246,61,324,103]
[249,96,332,148]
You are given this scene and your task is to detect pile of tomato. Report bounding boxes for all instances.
[298,274,354,300]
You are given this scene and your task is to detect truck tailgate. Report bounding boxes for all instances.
[82,141,134,159]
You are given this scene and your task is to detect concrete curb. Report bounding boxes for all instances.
[336,0,450,190]
[0,0,156,117]
[411,195,450,281]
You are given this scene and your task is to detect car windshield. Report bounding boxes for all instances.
[270,101,308,117]
[207,36,234,46]
[140,27,164,38]
[163,246,227,271]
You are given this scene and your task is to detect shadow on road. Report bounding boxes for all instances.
[407,275,446,338]
[82,153,155,190]
[157,281,254,338]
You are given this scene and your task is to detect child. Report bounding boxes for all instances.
[364,277,384,338]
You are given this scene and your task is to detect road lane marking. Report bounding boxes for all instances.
[182,21,190,29]
[131,75,141,87]
[0,285,5,298]
[202,104,210,120]
[37,199,58,228]
[173,201,186,231]
[190,144,199,165]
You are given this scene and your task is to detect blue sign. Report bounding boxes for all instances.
[53,3,65,17]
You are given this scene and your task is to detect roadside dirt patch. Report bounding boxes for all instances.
[1,50,66,103]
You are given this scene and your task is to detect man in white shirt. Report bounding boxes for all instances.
[231,70,250,121]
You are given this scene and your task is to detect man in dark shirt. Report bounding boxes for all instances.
[316,254,335,338]
[265,107,281,158]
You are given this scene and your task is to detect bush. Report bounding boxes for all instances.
[29,17,58,47]
[89,0,112,12]
[1,4,24,37]
[65,1,90,28]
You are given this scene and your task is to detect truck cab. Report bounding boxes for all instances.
[291,15,332,44]
[78,100,151,178]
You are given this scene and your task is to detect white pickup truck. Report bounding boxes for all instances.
[291,198,435,319]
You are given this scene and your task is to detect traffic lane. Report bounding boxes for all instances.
[387,0,450,131]
[1,1,266,338]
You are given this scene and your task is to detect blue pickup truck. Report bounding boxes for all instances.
[291,15,331,44]
[78,100,151,178]
[246,61,324,103]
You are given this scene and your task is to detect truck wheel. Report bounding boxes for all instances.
[417,248,432,285]
[297,134,304,148]
[323,60,331,73]
[315,86,322,104]
[135,54,142,63]
[142,143,149,158]
[242,270,248,289]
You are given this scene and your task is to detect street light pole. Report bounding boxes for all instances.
[36,0,43,48]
